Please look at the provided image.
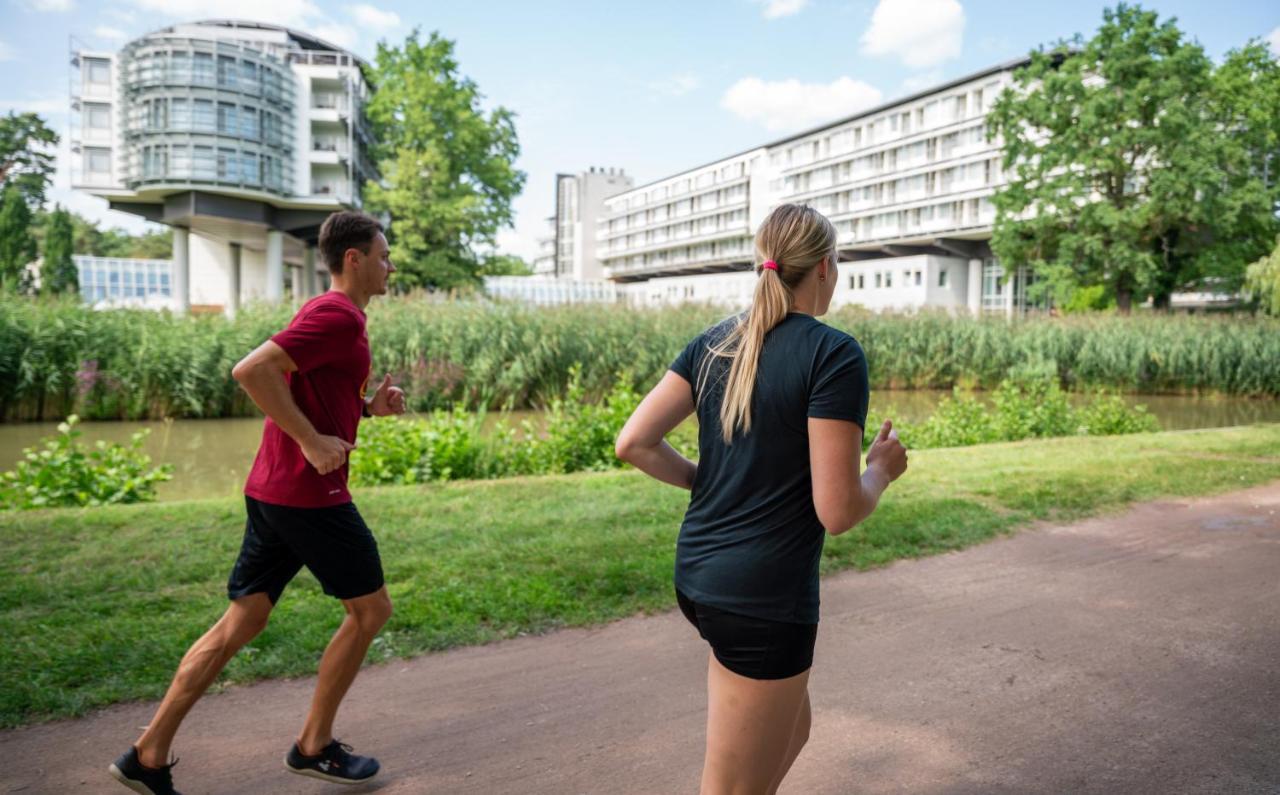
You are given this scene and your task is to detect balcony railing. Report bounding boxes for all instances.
[311,95,349,112]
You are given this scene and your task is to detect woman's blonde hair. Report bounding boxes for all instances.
[699,203,837,443]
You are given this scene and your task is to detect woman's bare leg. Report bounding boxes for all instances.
[700,653,810,795]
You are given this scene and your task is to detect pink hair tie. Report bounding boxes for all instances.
[761,260,778,272]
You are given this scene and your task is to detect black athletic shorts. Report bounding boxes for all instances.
[676,589,818,680]
[227,496,385,603]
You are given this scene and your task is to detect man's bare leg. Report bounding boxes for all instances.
[295,586,393,755]
[134,593,274,768]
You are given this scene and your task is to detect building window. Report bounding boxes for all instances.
[87,58,110,84]
[915,270,922,286]
[858,273,865,289]
[885,272,892,288]
[86,148,110,176]
[86,103,111,131]
[982,257,1005,312]
[939,269,949,288]
[875,272,882,289]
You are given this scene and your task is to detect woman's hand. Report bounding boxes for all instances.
[866,419,908,483]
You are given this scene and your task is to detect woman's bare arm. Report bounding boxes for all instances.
[615,371,698,489]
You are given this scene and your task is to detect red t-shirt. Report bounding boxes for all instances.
[244,291,371,508]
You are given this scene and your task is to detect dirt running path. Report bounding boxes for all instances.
[4,483,1279,794]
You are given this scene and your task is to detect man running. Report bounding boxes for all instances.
[110,210,405,795]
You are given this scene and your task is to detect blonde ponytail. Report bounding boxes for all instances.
[701,204,837,443]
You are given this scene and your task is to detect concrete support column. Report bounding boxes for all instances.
[290,265,302,303]
[266,230,284,303]
[303,244,317,297]
[172,226,190,315]
[227,242,242,319]
[1005,264,1017,320]
[967,257,982,316]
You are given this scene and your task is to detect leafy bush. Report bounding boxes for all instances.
[0,415,172,509]
[991,362,1078,440]
[909,391,1000,448]
[868,364,1159,452]
[1077,394,1161,436]
[350,368,645,485]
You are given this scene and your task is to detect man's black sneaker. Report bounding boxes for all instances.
[108,746,182,795]
[285,739,380,784]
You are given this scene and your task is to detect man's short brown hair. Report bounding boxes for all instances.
[318,211,384,275]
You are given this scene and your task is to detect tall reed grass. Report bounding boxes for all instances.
[2,294,1276,421]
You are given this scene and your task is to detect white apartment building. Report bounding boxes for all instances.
[550,167,633,281]
[70,20,376,316]
[574,58,1036,315]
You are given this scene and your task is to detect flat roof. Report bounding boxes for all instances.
[610,55,1033,201]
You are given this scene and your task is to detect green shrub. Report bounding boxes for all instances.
[0,415,172,509]
[991,362,1078,440]
[350,369,644,484]
[537,365,642,474]
[910,391,1000,448]
[1077,394,1161,436]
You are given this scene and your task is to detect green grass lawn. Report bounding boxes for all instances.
[3,424,1279,728]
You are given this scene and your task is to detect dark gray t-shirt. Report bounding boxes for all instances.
[670,312,870,625]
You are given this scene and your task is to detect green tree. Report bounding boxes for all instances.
[988,4,1278,312]
[478,253,533,276]
[1245,236,1280,316]
[41,205,78,295]
[127,228,173,259]
[0,112,58,207]
[0,183,37,291]
[364,31,525,291]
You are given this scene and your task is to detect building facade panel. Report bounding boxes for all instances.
[575,59,1033,313]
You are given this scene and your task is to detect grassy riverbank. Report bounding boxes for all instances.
[2,424,1279,728]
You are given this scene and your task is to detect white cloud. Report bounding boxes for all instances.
[126,0,321,29]
[648,73,700,97]
[93,26,129,42]
[721,76,883,132]
[28,0,74,11]
[348,3,400,32]
[0,41,14,62]
[760,0,808,19]
[311,23,358,50]
[861,0,965,68]
[1267,27,1280,57]
[123,0,361,51]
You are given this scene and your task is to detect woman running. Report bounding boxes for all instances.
[616,203,908,794]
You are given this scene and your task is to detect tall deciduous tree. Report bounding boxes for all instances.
[1245,236,1280,316]
[0,112,58,208]
[364,31,525,291]
[41,205,78,295]
[0,184,37,291]
[988,4,1280,312]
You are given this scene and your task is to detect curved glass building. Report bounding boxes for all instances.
[71,20,377,315]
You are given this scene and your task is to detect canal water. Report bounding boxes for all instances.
[2,393,1277,502]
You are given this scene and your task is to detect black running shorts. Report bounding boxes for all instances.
[676,589,817,680]
[227,496,385,603]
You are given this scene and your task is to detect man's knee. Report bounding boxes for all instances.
[347,589,392,635]
[226,595,273,644]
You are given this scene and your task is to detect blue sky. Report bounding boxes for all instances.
[2,0,1278,260]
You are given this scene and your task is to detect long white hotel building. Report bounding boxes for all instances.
[540,58,1035,315]
[70,20,376,315]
